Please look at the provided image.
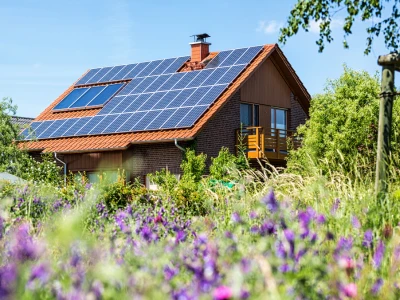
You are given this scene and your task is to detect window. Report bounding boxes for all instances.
[271,108,287,136]
[240,103,259,127]
[74,170,120,184]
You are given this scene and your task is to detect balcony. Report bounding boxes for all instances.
[235,127,301,160]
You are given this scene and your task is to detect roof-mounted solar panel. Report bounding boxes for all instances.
[26,46,262,140]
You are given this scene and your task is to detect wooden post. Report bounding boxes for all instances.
[375,53,399,201]
[276,129,280,159]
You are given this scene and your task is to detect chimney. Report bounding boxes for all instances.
[190,33,211,62]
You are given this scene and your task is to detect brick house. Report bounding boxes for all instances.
[20,34,310,185]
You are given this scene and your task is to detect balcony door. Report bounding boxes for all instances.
[271,108,287,137]
[240,103,259,127]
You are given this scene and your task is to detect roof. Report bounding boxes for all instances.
[11,116,34,127]
[20,44,310,154]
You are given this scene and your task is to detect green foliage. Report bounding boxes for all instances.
[287,66,398,175]
[175,177,208,216]
[180,149,206,182]
[100,178,133,212]
[210,147,237,180]
[22,153,62,185]
[279,0,400,54]
[148,169,178,196]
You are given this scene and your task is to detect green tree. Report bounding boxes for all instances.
[0,97,27,175]
[287,66,400,174]
[279,0,400,54]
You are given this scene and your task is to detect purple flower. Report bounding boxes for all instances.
[12,223,40,262]
[341,283,357,298]
[175,230,186,244]
[249,211,258,219]
[261,189,279,213]
[240,289,250,299]
[231,212,241,223]
[0,263,17,298]
[316,214,326,224]
[275,241,287,259]
[284,229,295,243]
[362,230,373,248]
[29,264,49,285]
[351,216,361,229]
[140,226,152,242]
[331,198,341,214]
[259,221,276,236]
[335,237,353,254]
[279,263,290,273]
[213,286,232,300]
[371,278,383,295]
[91,280,103,299]
[240,258,251,273]
[373,240,385,269]
[85,183,92,190]
[164,265,178,281]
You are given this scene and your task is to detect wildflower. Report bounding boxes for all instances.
[164,265,178,281]
[240,289,250,299]
[338,257,355,274]
[231,212,241,223]
[316,214,326,224]
[0,263,17,298]
[275,241,287,259]
[371,278,383,295]
[12,223,40,262]
[279,263,290,273]
[154,214,163,224]
[373,240,385,269]
[351,216,361,229]
[259,221,276,236]
[29,264,49,285]
[249,211,258,219]
[331,198,341,214]
[213,286,232,300]
[261,189,279,213]
[341,283,357,298]
[240,258,251,273]
[362,230,373,248]
[175,230,186,244]
[140,226,152,242]
[90,280,103,299]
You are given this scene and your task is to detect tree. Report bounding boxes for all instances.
[279,0,400,55]
[0,97,61,183]
[287,66,400,175]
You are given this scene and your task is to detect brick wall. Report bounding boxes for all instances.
[195,91,241,169]
[289,93,308,131]
[124,142,187,183]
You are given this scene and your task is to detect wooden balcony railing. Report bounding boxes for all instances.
[235,127,302,160]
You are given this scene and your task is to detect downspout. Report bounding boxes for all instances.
[54,152,67,187]
[174,139,186,152]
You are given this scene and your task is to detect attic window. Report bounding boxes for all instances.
[53,83,124,111]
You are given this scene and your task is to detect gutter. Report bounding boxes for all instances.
[174,138,186,152]
[54,152,67,187]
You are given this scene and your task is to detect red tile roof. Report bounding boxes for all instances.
[20,44,308,153]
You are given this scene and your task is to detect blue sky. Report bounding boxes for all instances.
[1,0,398,117]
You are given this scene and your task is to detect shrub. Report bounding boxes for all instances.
[180,149,206,182]
[100,178,133,212]
[210,147,237,180]
[287,66,396,176]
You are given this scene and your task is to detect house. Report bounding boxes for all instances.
[19,34,310,185]
[11,116,34,128]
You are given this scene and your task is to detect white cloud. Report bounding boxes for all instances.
[256,20,283,35]
[308,18,344,34]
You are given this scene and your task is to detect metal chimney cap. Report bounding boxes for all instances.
[191,33,210,42]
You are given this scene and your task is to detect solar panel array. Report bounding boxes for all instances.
[22,46,263,140]
[53,83,124,110]
[75,56,190,86]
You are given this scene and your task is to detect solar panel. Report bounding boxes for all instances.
[76,116,105,135]
[50,118,79,138]
[98,65,125,82]
[87,83,124,106]
[75,68,101,86]
[70,86,106,108]
[205,50,233,69]
[86,67,113,84]
[29,120,54,139]
[28,46,263,140]
[117,111,147,132]
[38,119,67,139]
[90,114,117,135]
[22,121,42,140]
[102,113,133,134]
[177,105,209,127]
[161,107,191,129]
[63,117,91,137]
[111,64,137,81]
[53,88,89,110]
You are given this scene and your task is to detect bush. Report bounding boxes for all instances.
[287,66,393,176]
[210,147,237,180]
[100,179,133,212]
[180,149,206,182]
